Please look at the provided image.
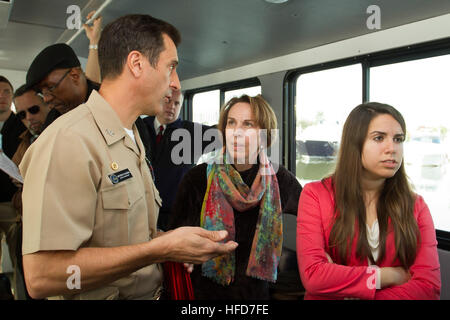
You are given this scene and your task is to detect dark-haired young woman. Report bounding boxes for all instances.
[297,102,441,300]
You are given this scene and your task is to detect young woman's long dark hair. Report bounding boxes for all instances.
[328,102,419,269]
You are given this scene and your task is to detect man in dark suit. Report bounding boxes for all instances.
[0,76,26,161]
[144,90,218,230]
[0,76,26,300]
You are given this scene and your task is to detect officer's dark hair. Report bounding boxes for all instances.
[98,14,181,80]
[0,75,13,92]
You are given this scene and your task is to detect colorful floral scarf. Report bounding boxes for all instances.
[200,151,282,285]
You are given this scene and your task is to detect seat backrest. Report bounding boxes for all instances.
[438,249,450,300]
[270,213,305,299]
[283,213,297,251]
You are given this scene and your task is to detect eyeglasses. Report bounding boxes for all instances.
[39,69,71,97]
[17,105,40,120]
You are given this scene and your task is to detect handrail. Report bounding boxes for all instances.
[63,0,113,45]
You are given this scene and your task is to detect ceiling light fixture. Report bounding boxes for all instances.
[0,0,14,28]
[265,0,289,4]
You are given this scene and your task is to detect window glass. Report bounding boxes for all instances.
[295,64,362,186]
[224,85,261,102]
[192,90,220,126]
[370,54,450,232]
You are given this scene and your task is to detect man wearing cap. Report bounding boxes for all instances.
[25,10,102,128]
[26,43,100,129]
[19,14,237,300]
[26,43,152,160]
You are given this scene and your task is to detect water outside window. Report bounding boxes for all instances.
[295,63,362,186]
[370,54,450,232]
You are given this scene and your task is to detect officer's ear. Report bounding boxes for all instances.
[126,51,145,78]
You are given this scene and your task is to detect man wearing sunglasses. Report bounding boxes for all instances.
[0,85,51,300]
[11,85,50,166]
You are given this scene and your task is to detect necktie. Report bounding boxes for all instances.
[156,125,164,144]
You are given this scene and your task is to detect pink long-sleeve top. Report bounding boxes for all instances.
[297,177,441,300]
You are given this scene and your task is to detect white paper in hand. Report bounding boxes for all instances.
[0,151,23,184]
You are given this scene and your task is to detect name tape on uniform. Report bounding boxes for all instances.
[108,169,133,185]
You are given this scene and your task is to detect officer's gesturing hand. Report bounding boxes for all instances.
[22,227,237,299]
[154,227,238,264]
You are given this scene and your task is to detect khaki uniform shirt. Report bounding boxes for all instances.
[19,90,163,299]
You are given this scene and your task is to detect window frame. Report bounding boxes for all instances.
[284,57,368,173]
[182,77,261,122]
[284,37,450,248]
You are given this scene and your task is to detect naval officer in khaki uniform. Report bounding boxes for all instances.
[19,14,238,300]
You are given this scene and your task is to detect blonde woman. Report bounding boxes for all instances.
[170,95,302,299]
